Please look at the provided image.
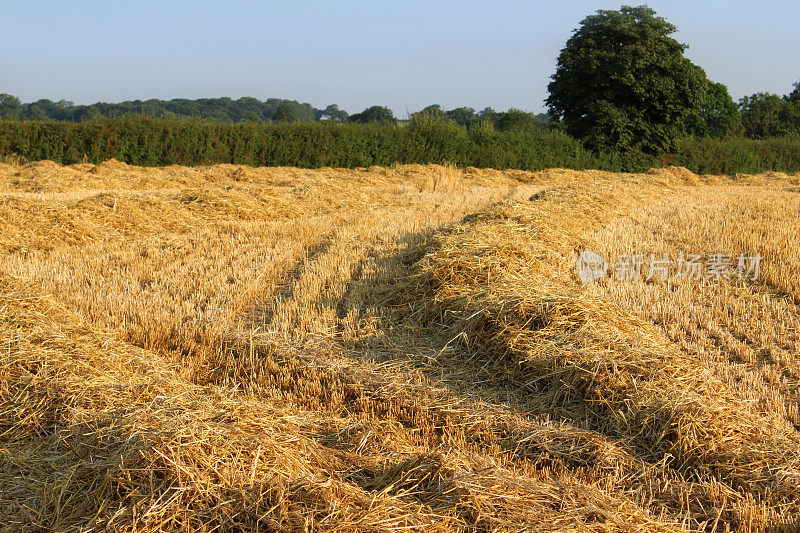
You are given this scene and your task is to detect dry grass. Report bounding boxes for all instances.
[1,160,799,531]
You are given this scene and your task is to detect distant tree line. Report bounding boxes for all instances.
[2,85,799,144]
[0,94,550,132]
[344,104,550,131]
[0,95,338,123]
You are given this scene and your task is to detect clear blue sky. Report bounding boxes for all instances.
[2,1,798,117]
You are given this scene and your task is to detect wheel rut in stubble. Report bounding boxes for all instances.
[335,259,365,321]
[255,234,335,326]
[209,206,609,462]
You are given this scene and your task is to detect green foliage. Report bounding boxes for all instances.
[786,82,800,105]
[409,108,451,127]
[736,81,800,139]
[0,116,634,171]
[271,102,314,123]
[546,5,728,154]
[406,109,470,162]
[672,136,800,174]
[466,119,497,144]
[0,94,23,120]
[478,107,497,122]
[739,93,800,139]
[412,105,447,121]
[1,117,798,175]
[494,108,539,132]
[445,107,477,126]
[319,104,348,121]
[0,95,323,123]
[348,106,396,124]
[692,82,741,138]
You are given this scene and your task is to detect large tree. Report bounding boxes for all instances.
[546,5,729,154]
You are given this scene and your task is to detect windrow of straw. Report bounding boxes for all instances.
[398,170,800,528]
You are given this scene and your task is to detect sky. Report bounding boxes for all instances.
[2,1,799,117]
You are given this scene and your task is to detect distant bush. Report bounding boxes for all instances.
[671,136,800,174]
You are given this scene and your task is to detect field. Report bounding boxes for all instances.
[1,159,799,531]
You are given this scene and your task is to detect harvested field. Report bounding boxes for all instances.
[1,160,799,531]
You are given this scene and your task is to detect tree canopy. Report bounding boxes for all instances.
[271,101,316,123]
[445,107,477,126]
[0,96,321,123]
[319,104,348,121]
[494,108,539,131]
[690,82,741,138]
[787,82,800,104]
[739,92,800,139]
[348,106,396,124]
[0,94,22,120]
[546,5,734,154]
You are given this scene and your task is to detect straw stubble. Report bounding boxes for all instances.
[1,160,798,531]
